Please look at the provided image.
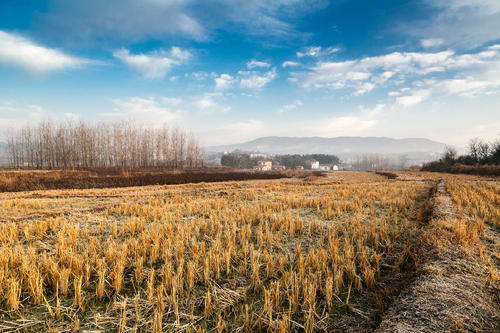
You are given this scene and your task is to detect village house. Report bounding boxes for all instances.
[250,153,267,159]
[253,160,272,171]
[272,163,286,170]
[319,164,339,171]
[306,159,320,170]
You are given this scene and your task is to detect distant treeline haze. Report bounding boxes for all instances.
[221,153,340,169]
[5,121,203,169]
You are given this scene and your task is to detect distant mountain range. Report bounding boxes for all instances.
[207,136,448,154]
[206,136,449,164]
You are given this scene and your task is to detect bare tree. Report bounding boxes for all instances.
[4,120,202,170]
[442,146,457,165]
[467,138,481,163]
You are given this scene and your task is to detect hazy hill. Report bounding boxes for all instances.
[207,136,448,155]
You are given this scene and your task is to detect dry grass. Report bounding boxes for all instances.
[0,171,497,332]
[377,174,500,333]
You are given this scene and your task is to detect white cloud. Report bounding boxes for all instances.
[318,116,377,136]
[202,119,265,145]
[282,61,300,68]
[0,30,89,74]
[362,103,386,116]
[294,45,500,96]
[396,89,431,108]
[38,1,205,42]
[388,52,500,104]
[225,119,263,133]
[420,38,444,48]
[247,60,270,69]
[110,97,182,124]
[38,1,328,43]
[411,0,500,48]
[313,104,384,136]
[436,78,498,96]
[113,47,191,79]
[161,97,183,106]
[215,74,235,90]
[354,82,375,96]
[192,93,230,113]
[296,46,339,58]
[190,71,214,81]
[0,102,49,132]
[213,67,277,91]
[239,68,277,89]
[297,46,321,58]
[194,95,218,110]
[279,100,302,113]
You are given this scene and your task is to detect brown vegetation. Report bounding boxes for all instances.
[422,162,500,176]
[0,168,291,192]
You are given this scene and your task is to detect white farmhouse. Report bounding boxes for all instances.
[306,159,320,170]
[253,160,272,171]
[318,164,340,171]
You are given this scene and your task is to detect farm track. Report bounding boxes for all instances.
[377,179,500,332]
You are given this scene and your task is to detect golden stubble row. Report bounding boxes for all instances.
[0,173,430,332]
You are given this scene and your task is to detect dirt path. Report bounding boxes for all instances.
[377,179,500,332]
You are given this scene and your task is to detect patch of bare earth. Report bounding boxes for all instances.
[377,180,500,332]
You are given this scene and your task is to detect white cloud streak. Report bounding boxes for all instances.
[0,30,89,74]
[294,45,500,97]
[296,46,339,58]
[110,97,182,124]
[215,74,235,90]
[396,89,431,108]
[279,100,302,113]
[420,38,444,48]
[282,61,300,68]
[239,68,277,89]
[38,1,328,43]
[113,47,191,79]
[313,104,385,137]
[411,0,500,48]
[247,60,270,69]
[192,93,231,113]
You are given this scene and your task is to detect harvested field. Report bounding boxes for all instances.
[0,171,498,332]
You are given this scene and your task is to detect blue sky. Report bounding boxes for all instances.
[0,0,499,146]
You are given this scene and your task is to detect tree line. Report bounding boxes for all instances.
[346,153,409,171]
[220,153,340,169]
[5,120,203,169]
[422,137,500,173]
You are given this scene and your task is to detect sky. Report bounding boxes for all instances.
[0,0,499,147]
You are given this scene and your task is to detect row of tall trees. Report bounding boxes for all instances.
[346,153,404,171]
[5,120,203,169]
